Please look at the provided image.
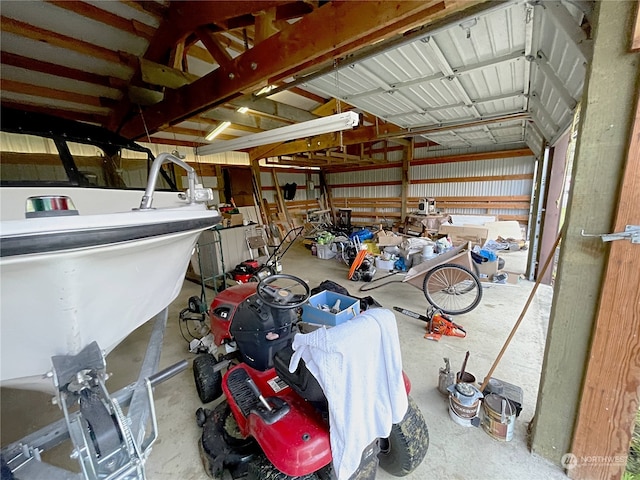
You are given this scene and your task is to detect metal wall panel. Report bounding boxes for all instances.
[325,152,533,222]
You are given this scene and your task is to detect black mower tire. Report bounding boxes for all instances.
[247,455,319,480]
[193,354,223,404]
[378,395,429,477]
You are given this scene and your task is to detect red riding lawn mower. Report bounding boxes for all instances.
[191,274,429,480]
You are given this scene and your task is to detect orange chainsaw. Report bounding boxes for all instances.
[393,306,466,341]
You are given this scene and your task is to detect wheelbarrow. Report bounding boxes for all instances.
[402,242,483,316]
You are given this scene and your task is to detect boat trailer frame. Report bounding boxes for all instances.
[1,309,186,480]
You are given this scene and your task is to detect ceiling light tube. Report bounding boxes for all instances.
[205,121,231,141]
[197,111,360,155]
[237,106,249,114]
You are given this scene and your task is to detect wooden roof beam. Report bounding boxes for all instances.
[47,1,156,40]
[143,1,291,62]
[229,96,317,123]
[290,86,326,105]
[202,108,291,131]
[0,16,137,70]
[119,1,462,139]
[2,79,117,110]
[0,100,107,124]
[121,1,167,20]
[248,123,405,161]
[196,26,233,68]
[195,115,264,134]
[1,51,126,90]
[254,7,279,44]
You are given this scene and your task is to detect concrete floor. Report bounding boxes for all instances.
[1,241,567,479]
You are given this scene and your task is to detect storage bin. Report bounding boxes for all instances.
[317,243,336,260]
[301,290,360,326]
[375,257,396,270]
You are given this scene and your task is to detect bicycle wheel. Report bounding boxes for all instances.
[422,263,482,315]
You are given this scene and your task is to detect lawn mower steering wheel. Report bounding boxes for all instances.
[256,274,310,309]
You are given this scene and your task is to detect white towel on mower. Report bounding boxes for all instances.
[289,308,408,480]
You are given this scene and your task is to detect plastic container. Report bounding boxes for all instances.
[375,257,396,270]
[301,291,360,326]
[317,244,336,260]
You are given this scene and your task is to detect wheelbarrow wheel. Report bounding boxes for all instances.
[378,395,429,476]
[422,263,482,315]
[193,354,223,403]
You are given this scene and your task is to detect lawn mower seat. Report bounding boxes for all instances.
[273,345,328,413]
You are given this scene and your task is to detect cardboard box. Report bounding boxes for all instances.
[484,221,524,242]
[222,212,243,226]
[377,230,403,247]
[301,291,360,326]
[438,224,488,246]
[474,259,498,282]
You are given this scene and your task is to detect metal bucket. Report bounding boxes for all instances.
[448,382,482,427]
[481,393,515,441]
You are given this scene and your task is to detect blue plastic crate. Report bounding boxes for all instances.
[301,290,360,326]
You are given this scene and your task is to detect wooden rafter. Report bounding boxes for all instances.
[147,136,205,148]
[196,26,233,67]
[143,1,290,62]
[248,123,406,161]
[290,86,325,105]
[140,58,199,89]
[212,32,247,54]
[186,44,215,64]
[121,1,168,20]
[0,16,136,69]
[118,1,472,139]
[1,51,125,89]
[253,7,279,44]
[1,79,115,109]
[268,1,456,85]
[169,38,186,70]
[0,100,107,123]
[195,115,263,134]
[312,98,354,117]
[47,0,156,40]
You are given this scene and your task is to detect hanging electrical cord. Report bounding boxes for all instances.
[138,105,153,145]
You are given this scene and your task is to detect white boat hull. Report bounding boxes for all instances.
[0,191,220,391]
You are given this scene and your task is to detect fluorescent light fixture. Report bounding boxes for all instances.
[197,111,360,156]
[237,106,249,114]
[256,85,276,96]
[205,121,231,141]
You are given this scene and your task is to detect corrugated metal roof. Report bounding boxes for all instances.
[0,0,592,165]
[303,0,588,148]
